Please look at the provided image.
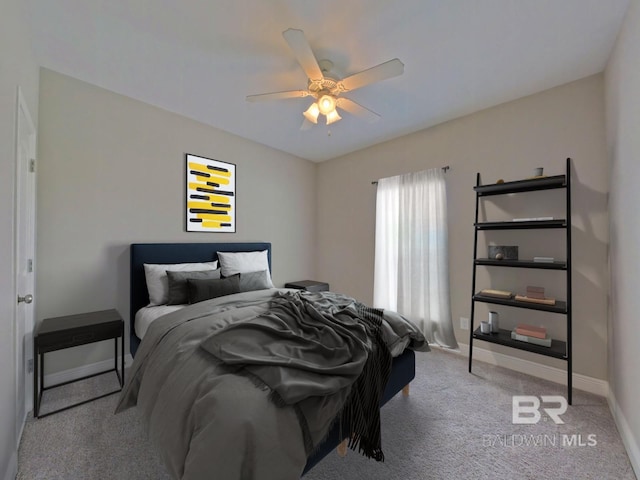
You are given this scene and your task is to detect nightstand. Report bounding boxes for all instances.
[284,280,330,292]
[33,309,124,418]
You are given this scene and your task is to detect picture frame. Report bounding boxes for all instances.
[186,154,236,232]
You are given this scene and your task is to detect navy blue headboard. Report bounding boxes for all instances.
[130,242,272,356]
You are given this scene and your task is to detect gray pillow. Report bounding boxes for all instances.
[186,275,240,304]
[166,269,221,305]
[238,270,272,293]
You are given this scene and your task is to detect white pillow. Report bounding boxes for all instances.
[144,261,218,305]
[217,250,274,288]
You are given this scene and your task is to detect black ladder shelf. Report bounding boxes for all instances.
[468,158,573,405]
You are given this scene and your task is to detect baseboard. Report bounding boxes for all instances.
[446,342,609,397]
[3,450,17,480]
[43,354,133,388]
[16,410,26,449]
[608,391,640,478]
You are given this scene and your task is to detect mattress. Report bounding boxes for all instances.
[135,305,185,339]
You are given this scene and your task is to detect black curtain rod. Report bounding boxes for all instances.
[371,165,450,185]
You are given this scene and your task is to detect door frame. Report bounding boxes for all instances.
[14,86,36,442]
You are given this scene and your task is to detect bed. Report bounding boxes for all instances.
[119,242,428,478]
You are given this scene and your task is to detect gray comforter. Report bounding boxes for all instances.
[116,289,428,480]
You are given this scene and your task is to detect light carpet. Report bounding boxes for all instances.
[18,348,636,479]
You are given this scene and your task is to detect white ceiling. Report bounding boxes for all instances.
[24,0,629,162]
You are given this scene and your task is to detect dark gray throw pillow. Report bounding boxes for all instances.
[238,270,272,293]
[166,269,221,305]
[186,275,240,304]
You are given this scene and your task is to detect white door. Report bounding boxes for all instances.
[15,87,36,437]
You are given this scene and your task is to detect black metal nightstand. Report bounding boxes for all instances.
[33,309,124,418]
[284,280,330,292]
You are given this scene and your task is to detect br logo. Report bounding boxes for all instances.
[512,396,568,424]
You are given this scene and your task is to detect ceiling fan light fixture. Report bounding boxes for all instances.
[325,109,342,125]
[248,29,404,129]
[303,102,320,123]
[317,94,336,115]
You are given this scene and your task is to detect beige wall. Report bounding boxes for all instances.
[317,74,608,380]
[36,69,317,375]
[0,0,39,477]
[605,0,640,473]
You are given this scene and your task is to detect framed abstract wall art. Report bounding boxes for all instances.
[186,154,236,232]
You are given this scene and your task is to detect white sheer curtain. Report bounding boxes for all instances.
[373,168,458,348]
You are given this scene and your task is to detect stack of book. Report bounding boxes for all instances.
[511,323,552,347]
[515,323,546,337]
[514,295,556,305]
[533,256,555,263]
[514,285,556,305]
[512,217,554,222]
[479,289,512,299]
[526,286,545,299]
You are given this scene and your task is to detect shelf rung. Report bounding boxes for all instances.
[474,293,567,314]
[472,327,567,359]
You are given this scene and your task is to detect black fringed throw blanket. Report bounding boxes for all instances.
[341,304,392,460]
[200,291,392,461]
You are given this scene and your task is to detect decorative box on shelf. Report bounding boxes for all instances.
[487,245,518,260]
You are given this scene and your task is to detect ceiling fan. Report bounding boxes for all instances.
[246,28,404,129]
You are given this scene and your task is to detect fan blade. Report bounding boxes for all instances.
[246,90,310,102]
[282,28,323,81]
[336,97,380,123]
[338,58,404,92]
